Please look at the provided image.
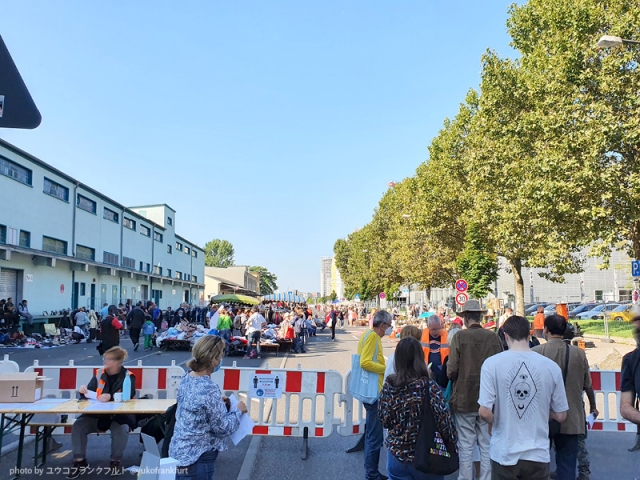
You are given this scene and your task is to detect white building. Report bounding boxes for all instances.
[0,139,205,313]
[320,257,332,297]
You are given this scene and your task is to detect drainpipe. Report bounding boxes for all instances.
[70,182,79,309]
[150,228,155,304]
[119,207,124,305]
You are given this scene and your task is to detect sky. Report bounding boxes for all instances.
[1,1,518,293]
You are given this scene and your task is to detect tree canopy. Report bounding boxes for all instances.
[332,0,640,315]
[204,239,235,268]
[249,266,278,295]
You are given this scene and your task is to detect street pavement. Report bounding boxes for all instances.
[1,326,640,478]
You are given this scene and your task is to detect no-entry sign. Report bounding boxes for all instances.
[379,292,386,300]
[455,292,468,306]
[455,279,468,292]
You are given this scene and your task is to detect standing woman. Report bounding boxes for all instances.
[378,337,457,480]
[170,335,248,479]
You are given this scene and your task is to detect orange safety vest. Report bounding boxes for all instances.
[420,329,450,364]
[94,368,133,397]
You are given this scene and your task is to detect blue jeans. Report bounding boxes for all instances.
[293,333,306,353]
[553,433,578,480]
[364,400,384,479]
[387,451,444,480]
[219,329,231,343]
[176,449,218,480]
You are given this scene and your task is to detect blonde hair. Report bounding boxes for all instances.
[400,325,422,341]
[188,335,225,373]
[103,346,128,362]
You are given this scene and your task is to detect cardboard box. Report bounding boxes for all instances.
[137,433,178,480]
[0,372,47,403]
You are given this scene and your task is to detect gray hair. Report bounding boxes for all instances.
[427,315,442,328]
[372,310,392,328]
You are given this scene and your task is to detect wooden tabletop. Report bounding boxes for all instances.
[0,398,175,415]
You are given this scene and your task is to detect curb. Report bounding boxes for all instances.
[1,435,35,457]
[236,350,290,480]
[583,334,635,346]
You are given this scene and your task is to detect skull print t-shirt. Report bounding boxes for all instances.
[478,350,568,466]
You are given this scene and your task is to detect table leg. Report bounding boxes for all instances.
[14,413,32,479]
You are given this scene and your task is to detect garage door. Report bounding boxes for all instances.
[0,269,18,300]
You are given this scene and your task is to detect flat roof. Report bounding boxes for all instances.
[128,204,177,213]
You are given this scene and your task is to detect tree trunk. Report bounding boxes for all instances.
[631,220,640,261]
[509,258,525,316]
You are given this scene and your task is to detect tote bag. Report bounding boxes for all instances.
[349,330,380,404]
[413,390,459,475]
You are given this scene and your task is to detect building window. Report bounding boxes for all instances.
[192,250,197,258]
[103,251,119,265]
[123,256,135,269]
[103,207,119,223]
[139,261,144,271]
[193,275,197,283]
[185,274,191,281]
[0,157,32,186]
[140,225,151,237]
[167,217,173,226]
[0,225,6,244]
[146,263,151,273]
[76,194,97,214]
[176,241,182,251]
[43,178,69,202]
[19,230,30,248]
[76,245,95,261]
[184,246,191,255]
[43,236,67,255]
[175,271,182,280]
[167,269,172,278]
[123,217,136,230]
[154,232,163,242]
[167,245,172,254]
[154,265,163,276]
[80,283,86,296]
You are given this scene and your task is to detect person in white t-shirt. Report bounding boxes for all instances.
[479,315,569,479]
[244,308,266,358]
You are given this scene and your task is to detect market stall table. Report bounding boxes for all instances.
[0,398,175,479]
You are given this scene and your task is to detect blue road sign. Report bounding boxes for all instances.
[633,260,640,277]
[354,294,360,301]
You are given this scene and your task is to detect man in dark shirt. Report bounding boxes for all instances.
[126,302,146,351]
[620,312,640,451]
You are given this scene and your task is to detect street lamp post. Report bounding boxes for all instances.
[597,35,640,48]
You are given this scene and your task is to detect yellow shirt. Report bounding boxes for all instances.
[358,330,386,392]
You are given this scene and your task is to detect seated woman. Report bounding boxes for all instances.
[67,346,136,478]
[170,335,248,480]
[378,337,457,480]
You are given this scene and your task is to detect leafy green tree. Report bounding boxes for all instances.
[329,290,337,302]
[456,223,498,299]
[204,239,235,267]
[249,266,278,295]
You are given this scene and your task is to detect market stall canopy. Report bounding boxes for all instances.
[262,293,306,303]
[209,294,260,305]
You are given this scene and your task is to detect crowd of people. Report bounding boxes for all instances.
[357,301,598,480]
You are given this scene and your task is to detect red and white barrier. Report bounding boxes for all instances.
[337,369,365,436]
[24,359,185,399]
[211,366,343,439]
[589,370,635,432]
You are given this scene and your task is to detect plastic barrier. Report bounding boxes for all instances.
[0,354,19,374]
[211,364,344,459]
[589,369,634,432]
[24,359,185,399]
[337,369,365,436]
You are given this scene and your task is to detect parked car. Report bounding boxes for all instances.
[569,304,596,318]
[604,304,637,323]
[525,304,549,315]
[576,304,606,320]
[577,304,621,320]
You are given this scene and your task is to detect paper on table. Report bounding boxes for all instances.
[587,412,596,429]
[84,390,97,400]
[81,402,123,412]
[228,394,255,446]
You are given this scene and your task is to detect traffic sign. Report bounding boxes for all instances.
[633,261,640,277]
[634,290,639,302]
[379,292,386,300]
[455,279,468,292]
[403,289,409,293]
[455,292,468,306]
[354,294,361,301]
